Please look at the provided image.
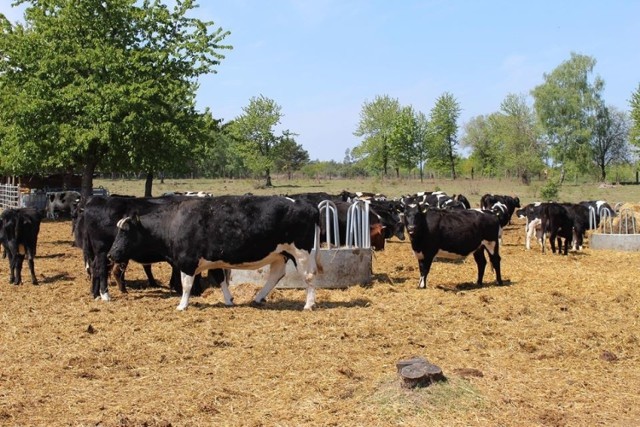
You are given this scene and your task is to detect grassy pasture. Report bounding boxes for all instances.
[95,176,639,207]
[0,177,639,426]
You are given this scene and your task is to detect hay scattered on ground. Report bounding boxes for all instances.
[0,218,639,426]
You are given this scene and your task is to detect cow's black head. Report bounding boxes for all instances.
[401,202,426,238]
[107,215,143,263]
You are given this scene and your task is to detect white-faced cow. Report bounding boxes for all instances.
[108,195,323,311]
[46,191,81,219]
[0,208,42,285]
[401,201,503,289]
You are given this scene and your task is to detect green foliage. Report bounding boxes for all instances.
[531,52,603,175]
[272,130,310,178]
[353,94,401,176]
[629,83,640,148]
[228,95,305,185]
[591,105,631,182]
[539,178,560,201]
[0,0,231,195]
[428,92,461,179]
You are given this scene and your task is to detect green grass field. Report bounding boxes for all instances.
[95,176,639,207]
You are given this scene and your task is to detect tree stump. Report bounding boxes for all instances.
[397,357,446,388]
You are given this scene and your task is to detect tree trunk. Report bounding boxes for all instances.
[144,171,153,197]
[81,160,97,200]
[265,168,273,187]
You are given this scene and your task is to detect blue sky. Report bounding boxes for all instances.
[4,1,640,161]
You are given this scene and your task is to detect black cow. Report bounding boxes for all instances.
[108,195,323,311]
[402,202,503,289]
[560,203,589,250]
[480,194,521,223]
[74,195,205,300]
[46,190,81,219]
[0,208,42,285]
[540,203,574,255]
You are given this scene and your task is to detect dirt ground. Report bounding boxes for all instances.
[1,217,639,426]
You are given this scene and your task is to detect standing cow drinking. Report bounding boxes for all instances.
[108,195,323,310]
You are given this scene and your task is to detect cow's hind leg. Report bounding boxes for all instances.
[487,248,503,285]
[217,269,234,306]
[27,255,38,285]
[253,256,287,306]
[472,249,487,286]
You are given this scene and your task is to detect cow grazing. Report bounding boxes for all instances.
[480,194,521,223]
[401,203,503,289]
[0,208,42,285]
[579,200,615,228]
[368,199,406,241]
[108,195,323,311]
[318,200,389,250]
[289,194,400,249]
[46,191,81,219]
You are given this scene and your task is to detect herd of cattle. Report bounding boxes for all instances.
[0,189,616,310]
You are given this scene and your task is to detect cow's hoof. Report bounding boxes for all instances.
[250,299,266,308]
[303,304,315,311]
[176,304,188,311]
[100,292,111,301]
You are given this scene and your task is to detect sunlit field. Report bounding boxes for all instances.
[1,177,638,426]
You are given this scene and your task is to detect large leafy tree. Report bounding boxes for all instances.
[531,52,604,182]
[0,0,230,197]
[496,93,545,183]
[591,105,630,182]
[462,114,502,177]
[272,130,309,179]
[413,111,430,182]
[229,95,284,187]
[428,92,461,179]
[353,94,400,176]
[388,105,418,177]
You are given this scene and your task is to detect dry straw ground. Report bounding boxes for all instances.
[1,214,639,426]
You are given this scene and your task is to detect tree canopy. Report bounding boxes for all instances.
[531,52,603,181]
[0,0,231,196]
